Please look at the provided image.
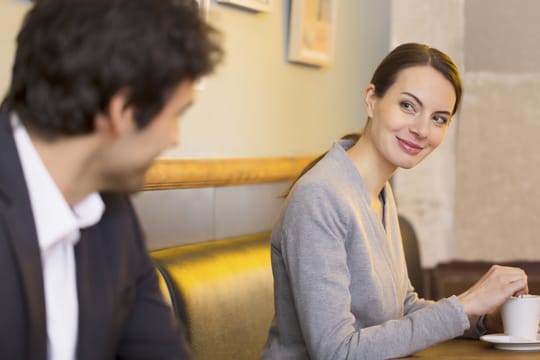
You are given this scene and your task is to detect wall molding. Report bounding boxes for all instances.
[143,156,317,190]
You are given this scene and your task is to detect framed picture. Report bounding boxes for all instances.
[288,0,338,66]
[217,0,272,13]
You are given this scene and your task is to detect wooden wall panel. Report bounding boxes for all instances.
[143,156,316,190]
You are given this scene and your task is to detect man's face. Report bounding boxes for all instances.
[100,80,194,193]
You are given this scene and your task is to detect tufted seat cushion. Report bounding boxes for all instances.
[151,232,274,360]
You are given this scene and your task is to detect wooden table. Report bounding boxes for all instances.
[402,339,540,359]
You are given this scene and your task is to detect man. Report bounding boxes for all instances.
[0,0,222,359]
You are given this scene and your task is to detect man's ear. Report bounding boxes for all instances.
[364,84,377,118]
[94,90,135,137]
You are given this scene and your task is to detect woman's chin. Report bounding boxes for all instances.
[395,158,421,170]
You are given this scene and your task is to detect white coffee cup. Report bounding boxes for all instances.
[501,294,540,341]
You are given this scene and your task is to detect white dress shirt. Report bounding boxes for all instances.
[11,114,104,360]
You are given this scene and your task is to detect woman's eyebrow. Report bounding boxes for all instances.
[401,91,451,115]
[401,92,423,107]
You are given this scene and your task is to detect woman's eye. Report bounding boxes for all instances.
[400,101,415,112]
[433,115,448,125]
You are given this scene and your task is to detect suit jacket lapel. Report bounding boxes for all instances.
[76,225,114,360]
[0,112,47,360]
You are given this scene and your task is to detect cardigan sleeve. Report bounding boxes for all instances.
[279,183,470,360]
[403,282,434,314]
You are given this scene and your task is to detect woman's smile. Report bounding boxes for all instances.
[396,136,425,155]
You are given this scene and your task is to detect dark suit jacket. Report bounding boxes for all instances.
[0,111,191,360]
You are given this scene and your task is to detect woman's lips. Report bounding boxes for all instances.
[397,137,424,155]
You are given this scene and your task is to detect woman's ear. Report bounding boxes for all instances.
[364,84,377,118]
[95,90,135,137]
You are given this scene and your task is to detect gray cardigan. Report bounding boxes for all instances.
[260,140,470,360]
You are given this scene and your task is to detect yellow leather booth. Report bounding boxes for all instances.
[151,232,274,360]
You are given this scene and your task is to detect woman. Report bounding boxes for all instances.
[259,43,528,359]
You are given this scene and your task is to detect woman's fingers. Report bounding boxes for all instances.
[458,265,529,316]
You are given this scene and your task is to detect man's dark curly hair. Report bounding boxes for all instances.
[1,0,223,138]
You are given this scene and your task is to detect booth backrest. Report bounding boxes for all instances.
[151,232,273,360]
[399,215,424,298]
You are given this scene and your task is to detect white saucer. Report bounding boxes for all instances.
[480,334,540,351]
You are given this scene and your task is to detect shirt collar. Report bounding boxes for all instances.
[11,113,104,252]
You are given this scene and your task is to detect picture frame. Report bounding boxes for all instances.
[217,0,272,13]
[288,0,338,66]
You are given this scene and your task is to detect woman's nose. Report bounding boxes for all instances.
[409,116,429,138]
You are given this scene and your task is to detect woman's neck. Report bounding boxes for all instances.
[346,133,396,201]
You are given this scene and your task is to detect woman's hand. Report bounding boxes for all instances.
[457,265,528,317]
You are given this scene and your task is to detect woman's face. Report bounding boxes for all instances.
[365,65,456,170]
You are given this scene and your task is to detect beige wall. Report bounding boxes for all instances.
[163,0,391,159]
[0,1,31,98]
[455,0,540,261]
[392,0,540,266]
[464,0,540,73]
